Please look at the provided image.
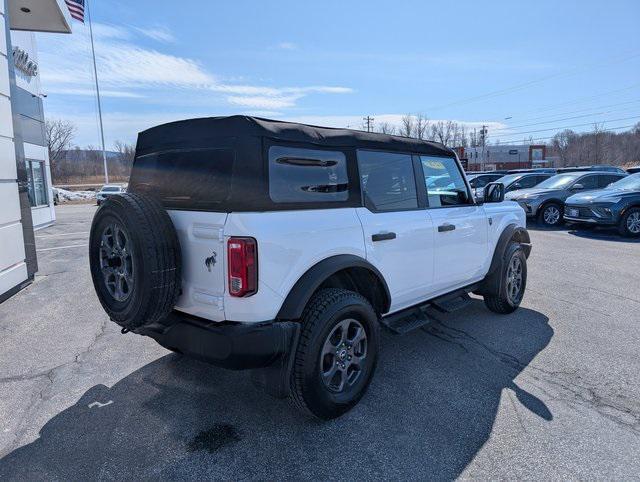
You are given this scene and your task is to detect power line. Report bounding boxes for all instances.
[424,52,640,112]
[491,101,640,132]
[490,114,640,139]
[493,124,637,145]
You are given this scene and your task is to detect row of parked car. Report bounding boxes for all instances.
[467,166,640,237]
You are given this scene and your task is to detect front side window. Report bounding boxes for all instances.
[269,146,348,203]
[420,156,470,207]
[576,175,598,189]
[25,160,48,207]
[357,150,418,212]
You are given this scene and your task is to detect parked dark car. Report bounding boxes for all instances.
[557,165,626,174]
[564,173,640,237]
[506,168,557,174]
[495,172,555,198]
[467,172,505,201]
[505,171,627,226]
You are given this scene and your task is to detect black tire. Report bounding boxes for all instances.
[484,243,527,314]
[290,288,380,420]
[538,202,563,227]
[618,207,640,238]
[89,193,181,331]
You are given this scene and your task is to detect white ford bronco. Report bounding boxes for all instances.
[89,116,531,419]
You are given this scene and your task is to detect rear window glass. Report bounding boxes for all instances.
[130,148,234,209]
[269,146,348,203]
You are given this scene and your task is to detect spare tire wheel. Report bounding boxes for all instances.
[89,193,181,331]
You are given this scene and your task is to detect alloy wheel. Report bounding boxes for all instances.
[627,212,640,234]
[320,318,368,393]
[543,206,561,225]
[506,254,523,304]
[99,223,134,301]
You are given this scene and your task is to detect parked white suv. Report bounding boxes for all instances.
[89,116,531,419]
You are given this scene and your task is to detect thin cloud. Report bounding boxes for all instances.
[133,26,175,43]
[38,23,352,111]
[276,42,298,50]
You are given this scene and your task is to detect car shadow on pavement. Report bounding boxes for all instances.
[0,303,552,480]
[567,227,640,243]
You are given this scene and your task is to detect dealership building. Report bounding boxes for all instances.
[459,144,554,172]
[1,0,72,302]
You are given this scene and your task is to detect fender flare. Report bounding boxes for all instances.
[276,254,391,320]
[476,224,531,296]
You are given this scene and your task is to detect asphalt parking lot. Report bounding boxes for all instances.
[0,203,639,480]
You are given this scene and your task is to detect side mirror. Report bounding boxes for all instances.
[484,182,505,203]
[572,183,584,191]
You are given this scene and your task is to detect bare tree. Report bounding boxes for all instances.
[551,130,574,167]
[431,120,456,146]
[377,122,396,135]
[400,114,415,138]
[45,119,76,163]
[415,114,428,140]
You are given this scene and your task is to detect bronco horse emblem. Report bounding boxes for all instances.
[205,251,217,272]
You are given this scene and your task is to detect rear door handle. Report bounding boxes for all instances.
[372,232,396,242]
[438,223,456,232]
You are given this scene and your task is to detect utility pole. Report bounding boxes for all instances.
[363,116,374,133]
[480,125,487,171]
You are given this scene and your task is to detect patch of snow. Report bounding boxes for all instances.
[53,187,96,201]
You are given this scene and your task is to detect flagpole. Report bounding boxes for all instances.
[86,0,109,184]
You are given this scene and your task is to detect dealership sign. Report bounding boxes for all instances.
[12,47,39,77]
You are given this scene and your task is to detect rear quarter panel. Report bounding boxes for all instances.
[224,208,366,322]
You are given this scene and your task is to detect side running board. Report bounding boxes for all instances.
[380,286,477,335]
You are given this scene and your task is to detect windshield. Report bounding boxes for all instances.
[101,186,121,192]
[535,173,582,189]
[608,173,640,191]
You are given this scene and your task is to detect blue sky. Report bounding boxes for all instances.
[37,0,640,148]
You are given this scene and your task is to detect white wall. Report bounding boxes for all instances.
[10,29,54,228]
[0,3,29,298]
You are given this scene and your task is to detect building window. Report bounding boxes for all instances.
[25,159,48,207]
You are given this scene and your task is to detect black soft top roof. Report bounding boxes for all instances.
[135,115,453,157]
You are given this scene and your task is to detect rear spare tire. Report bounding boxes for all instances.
[89,193,181,331]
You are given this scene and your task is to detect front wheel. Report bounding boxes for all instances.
[290,288,380,420]
[484,243,527,314]
[618,207,640,237]
[538,202,563,227]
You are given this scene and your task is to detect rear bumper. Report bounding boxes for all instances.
[140,312,299,370]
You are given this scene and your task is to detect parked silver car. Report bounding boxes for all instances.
[505,171,626,226]
[96,185,126,205]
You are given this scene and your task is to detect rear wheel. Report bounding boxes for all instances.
[484,243,527,314]
[618,207,640,237]
[538,202,563,227]
[290,288,380,420]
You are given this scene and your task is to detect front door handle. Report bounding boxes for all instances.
[438,223,456,233]
[372,232,396,242]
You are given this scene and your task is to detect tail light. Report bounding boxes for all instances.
[227,237,258,297]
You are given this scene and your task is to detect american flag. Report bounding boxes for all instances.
[65,0,85,22]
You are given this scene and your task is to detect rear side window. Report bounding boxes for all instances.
[269,146,349,203]
[357,150,418,211]
[598,174,623,188]
[130,148,234,209]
